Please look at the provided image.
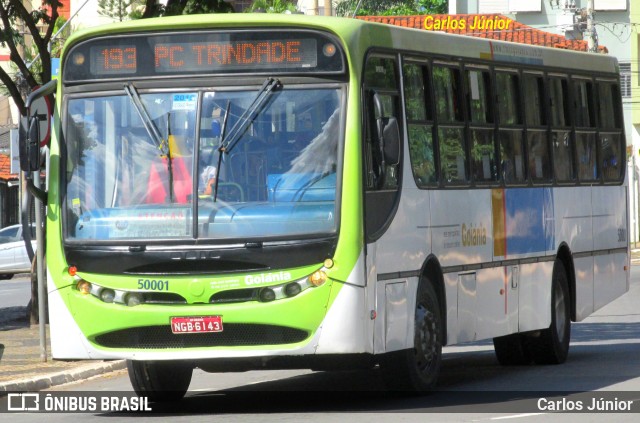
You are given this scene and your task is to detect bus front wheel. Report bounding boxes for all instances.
[381,281,443,392]
[127,360,193,402]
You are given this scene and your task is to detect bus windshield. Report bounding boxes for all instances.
[64,86,342,242]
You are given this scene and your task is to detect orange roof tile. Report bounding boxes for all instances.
[359,14,608,54]
[0,154,18,182]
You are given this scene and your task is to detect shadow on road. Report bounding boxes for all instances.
[94,320,640,415]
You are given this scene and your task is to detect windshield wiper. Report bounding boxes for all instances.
[124,83,174,202]
[211,78,282,203]
[213,100,231,203]
[222,77,282,154]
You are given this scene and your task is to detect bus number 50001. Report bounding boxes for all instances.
[137,279,169,290]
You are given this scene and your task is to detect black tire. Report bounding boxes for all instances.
[529,259,571,364]
[493,333,532,365]
[127,360,193,402]
[381,280,443,392]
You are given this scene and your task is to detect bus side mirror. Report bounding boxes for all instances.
[20,80,57,173]
[21,115,41,172]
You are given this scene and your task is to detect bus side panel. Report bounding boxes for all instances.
[372,186,431,278]
[450,267,518,344]
[592,185,629,312]
[594,253,628,312]
[518,261,553,333]
[367,184,429,354]
[554,187,594,254]
[475,267,519,341]
[371,276,419,354]
[429,190,492,267]
[574,256,595,321]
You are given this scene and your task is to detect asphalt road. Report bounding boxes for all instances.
[0,275,30,309]
[4,267,640,422]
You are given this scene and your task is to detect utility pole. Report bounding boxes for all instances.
[586,0,598,52]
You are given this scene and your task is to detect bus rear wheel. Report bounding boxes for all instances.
[127,360,193,402]
[528,259,571,364]
[381,281,443,392]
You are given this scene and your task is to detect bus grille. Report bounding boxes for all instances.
[93,324,309,349]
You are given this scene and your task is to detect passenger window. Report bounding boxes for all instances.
[439,127,466,184]
[434,64,467,184]
[574,79,598,182]
[496,72,521,125]
[573,79,595,128]
[364,56,401,191]
[523,74,551,183]
[576,133,598,181]
[527,131,552,182]
[496,72,525,185]
[433,65,463,123]
[549,78,570,127]
[403,62,436,186]
[466,68,496,183]
[466,69,493,124]
[499,130,526,184]
[601,133,623,182]
[596,81,624,182]
[363,54,402,241]
[597,82,623,129]
[549,76,574,182]
[523,74,546,127]
[552,130,574,182]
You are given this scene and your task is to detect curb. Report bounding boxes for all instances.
[0,360,127,393]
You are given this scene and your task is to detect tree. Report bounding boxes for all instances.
[335,0,447,17]
[137,0,234,18]
[98,0,135,22]
[0,0,61,116]
[246,0,298,13]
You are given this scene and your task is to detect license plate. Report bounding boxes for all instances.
[170,316,223,334]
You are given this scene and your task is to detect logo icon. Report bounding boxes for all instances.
[7,393,40,411]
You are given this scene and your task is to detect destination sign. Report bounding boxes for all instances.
[65,30,343,82]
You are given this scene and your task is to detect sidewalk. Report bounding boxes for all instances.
[0,305,126,393]
[2,249,640,393]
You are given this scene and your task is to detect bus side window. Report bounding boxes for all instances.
[549,76,574,182]
[573,79,598,182]
[597,81,624,182]
[433,64,467,184]
[496,71,526,184]
[363,56,401,191]
[363,54,402,241]
[466,67,497,183]
[403,61,436,187]
[523,73,552,183]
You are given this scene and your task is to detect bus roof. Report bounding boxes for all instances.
[63,14,619,76]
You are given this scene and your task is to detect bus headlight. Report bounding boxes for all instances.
[284,282,302,297]
[76,280,91,295]
[259,287,276,302]
[308,270,327,287]
[100,289,116,303]
[125,292,144,307]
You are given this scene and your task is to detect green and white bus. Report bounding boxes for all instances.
[22,14,629,399]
